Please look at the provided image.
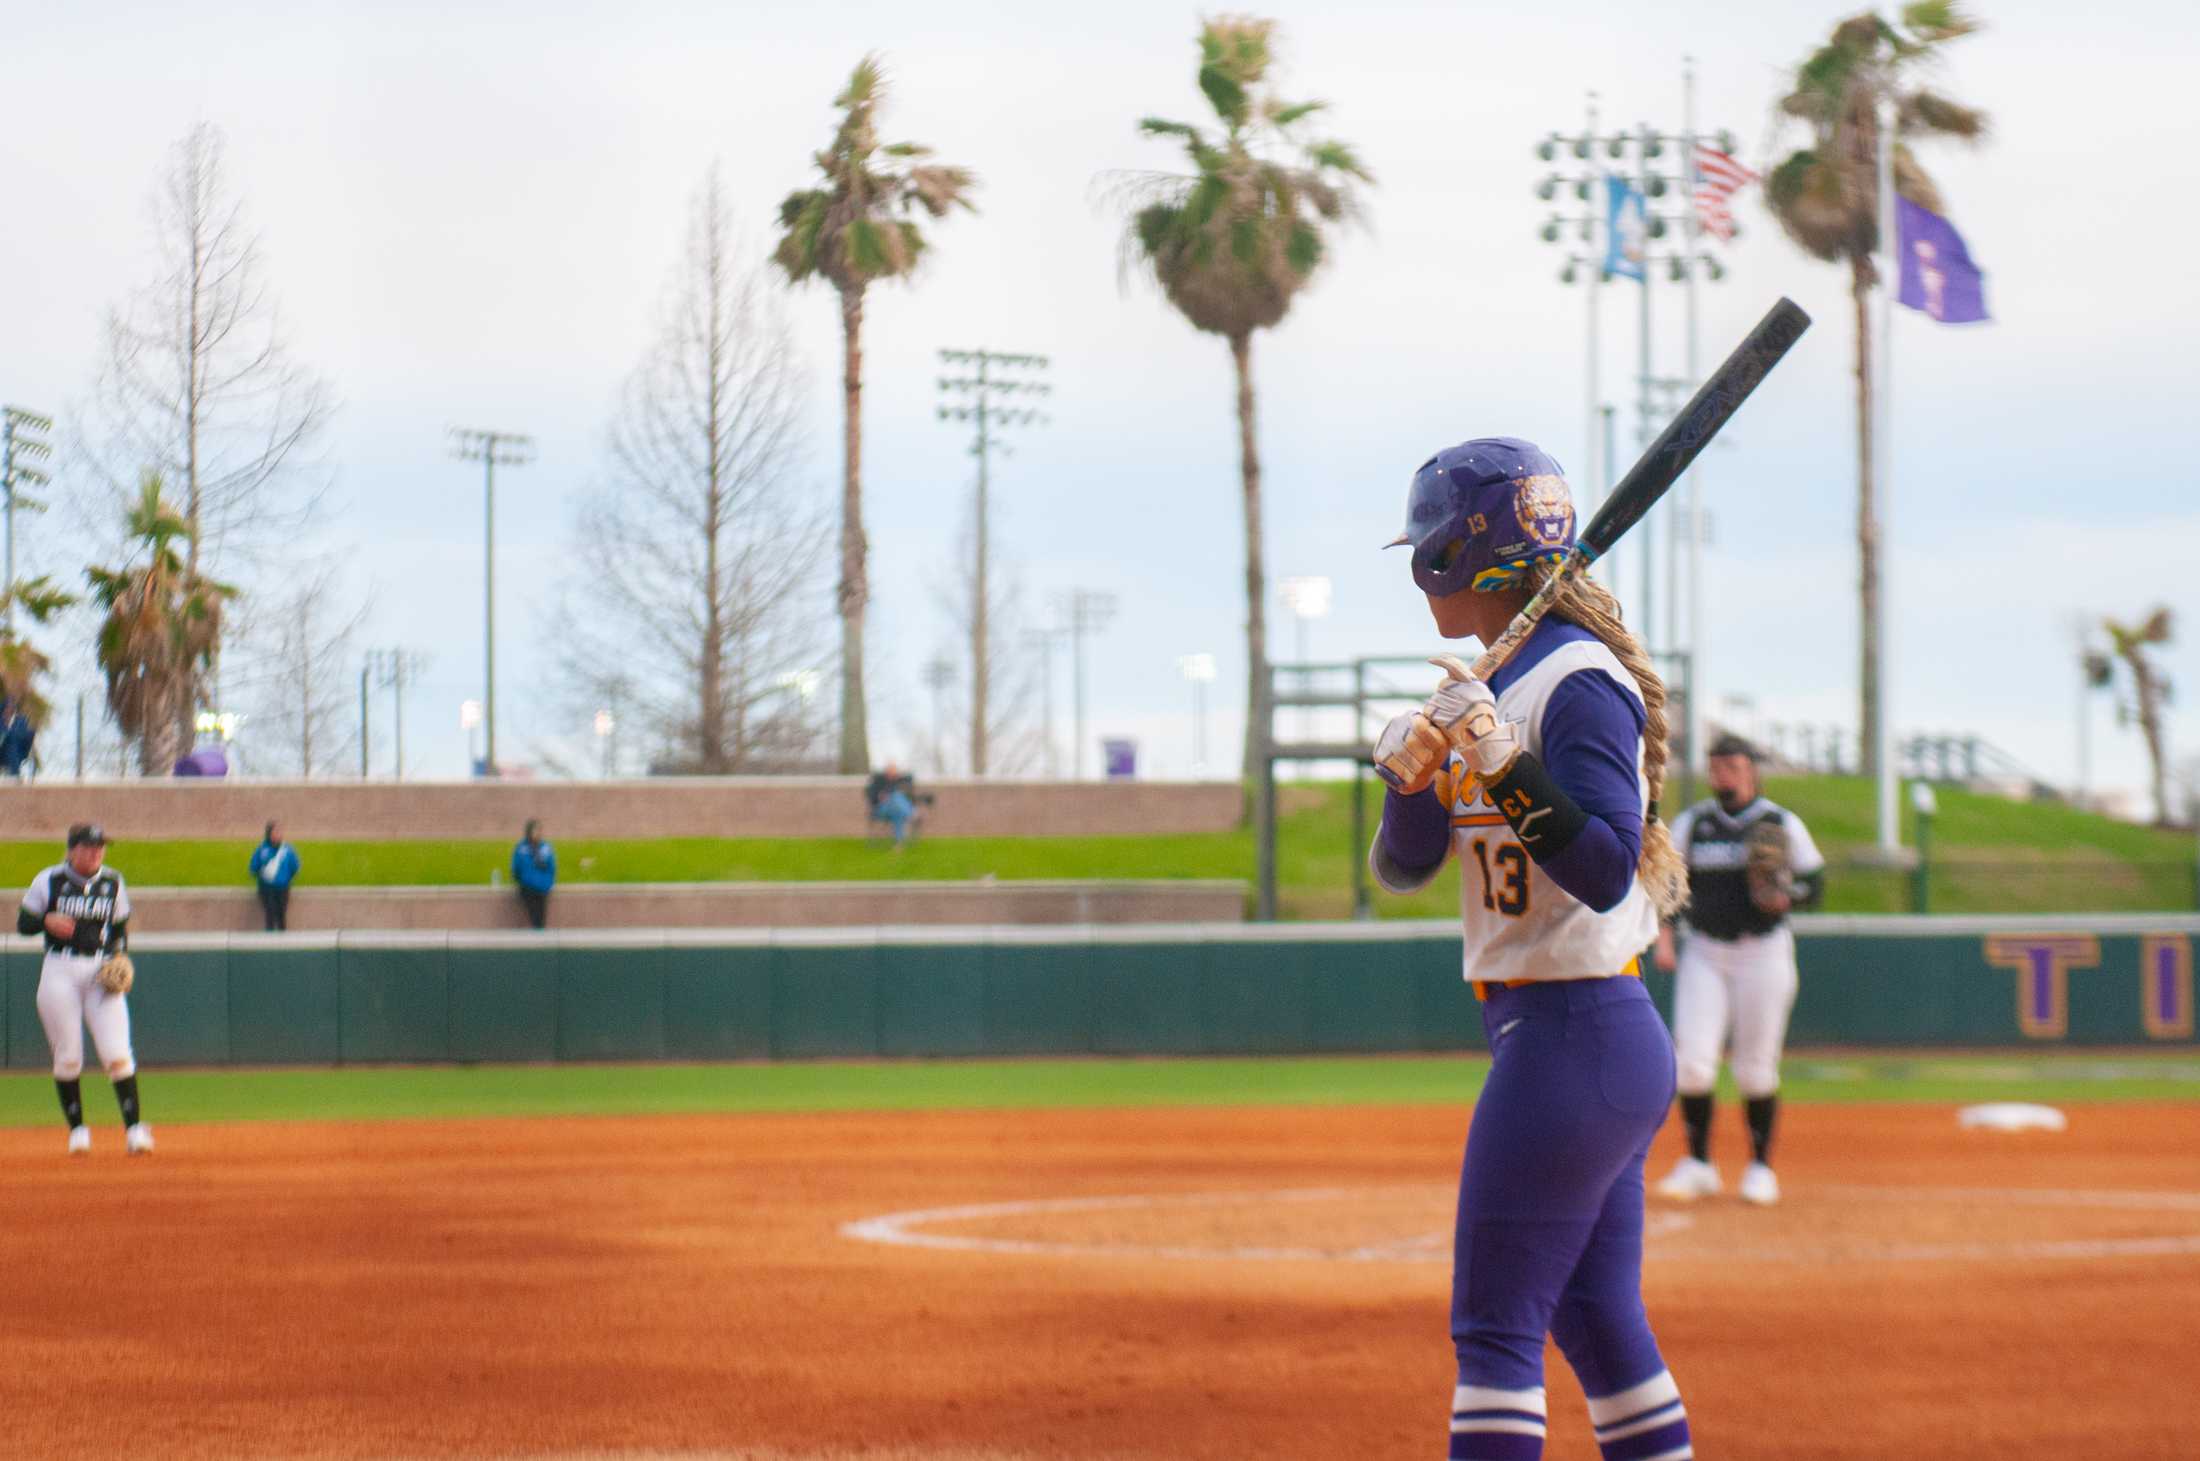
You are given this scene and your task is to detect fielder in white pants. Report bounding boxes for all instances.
[1653,737,1822,1206]
[17,823,151,1155]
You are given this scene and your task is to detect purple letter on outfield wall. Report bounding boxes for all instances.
[2141,935,2194,1040]
[1982,934,2101,1041]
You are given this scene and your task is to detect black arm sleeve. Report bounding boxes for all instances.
[15,906,39,937]
[1483,753,1592,861]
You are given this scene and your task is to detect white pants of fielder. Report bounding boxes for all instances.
[36,955,137,1080]
[1670,926,1796,1098]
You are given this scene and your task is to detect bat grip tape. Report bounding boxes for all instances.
[1485,753,1590,863]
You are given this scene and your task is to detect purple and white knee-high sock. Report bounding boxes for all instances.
[1449,1383,1547,1460]
[1586,1370,1692,1460]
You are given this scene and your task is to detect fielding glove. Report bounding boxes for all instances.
[97,952,135,996]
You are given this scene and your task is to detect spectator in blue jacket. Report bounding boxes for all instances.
[0,700,34,780]
[248,820,300,931]
[512,818,556,929]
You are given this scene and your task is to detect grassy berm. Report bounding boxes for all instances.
[1,777,2191,918]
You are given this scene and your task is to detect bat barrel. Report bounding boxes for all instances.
[1577,297,1811,562]
[1443,296,1811,689]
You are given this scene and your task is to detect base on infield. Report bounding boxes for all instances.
[1959,1101,2070,1132]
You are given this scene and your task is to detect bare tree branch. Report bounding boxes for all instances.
[229,557,371,777]
[83,122,336,589]
[553,165,830,774]
[932,493,1044,777]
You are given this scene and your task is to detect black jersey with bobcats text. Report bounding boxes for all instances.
[17,864,132,957]
[1670,799,1824,941]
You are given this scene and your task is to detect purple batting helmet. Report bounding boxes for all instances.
[1388,437,1577,597]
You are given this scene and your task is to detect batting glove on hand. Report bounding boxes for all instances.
[1433,675,1520,780]
[1374,709,1451,795]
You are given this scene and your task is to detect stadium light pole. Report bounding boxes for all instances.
[2,406,54,630]
[1024,625,1067,779]
[921,654,955,772]
[1279,575,1331,742]
[1873,90,1899,855]
[1278,575,1331,669]
[460,698,483,776]
[938,349,1050,777]
[1535,95,1606,511]
[1536,75,1737,651]
[1061,588,1117,780]
[358,654,376,779]
[364,648,426,780]
[1177,652,1216,778]
[593,708,616,779]
[449,428,533,776]
[1682,57,1709,793]
[393,651,426,780]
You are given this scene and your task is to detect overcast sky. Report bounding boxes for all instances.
[4,0,2193,809]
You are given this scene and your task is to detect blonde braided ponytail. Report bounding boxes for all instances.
[1526,562,1690,920]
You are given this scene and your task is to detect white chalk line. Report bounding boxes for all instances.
[841,1186,1692,1263]
[843,1185,1473,1263]
[841,1184,2200,1266]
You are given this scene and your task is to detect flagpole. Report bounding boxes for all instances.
[1682,56,1705,795]
[1585,92,1602,517]
[1875,92,1899,855]
[1636,121,1655,652]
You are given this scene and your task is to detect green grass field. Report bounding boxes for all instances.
[2,1052,2194,1128]
[4,777,2194,916]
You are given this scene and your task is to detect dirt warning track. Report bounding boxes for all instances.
[2,1102,2195,1459]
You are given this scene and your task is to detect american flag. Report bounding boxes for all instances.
[1694,143,1758,242]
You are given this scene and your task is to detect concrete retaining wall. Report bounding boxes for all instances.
[128,879,1249,931]
[0,778,1243,842]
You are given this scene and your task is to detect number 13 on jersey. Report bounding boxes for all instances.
[1470,838,1530,917]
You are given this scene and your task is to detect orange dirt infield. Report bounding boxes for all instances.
[4,1101,2198,1460]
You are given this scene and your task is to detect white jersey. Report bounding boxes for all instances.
[1375,638,1659,985]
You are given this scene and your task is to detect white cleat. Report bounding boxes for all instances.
[1656,1157,1721,1201]
[1738,1161,1781,1206]
[125,1124,155,1156]
[67,1126,91,1156]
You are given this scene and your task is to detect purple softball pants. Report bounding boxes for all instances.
[1447,975,1691,1460]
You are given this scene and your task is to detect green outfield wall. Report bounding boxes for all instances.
[4,916,2194,1068]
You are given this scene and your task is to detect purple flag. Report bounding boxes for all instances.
[1895,196,1989,323]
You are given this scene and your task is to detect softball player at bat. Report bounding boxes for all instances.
[1371,439,1693,1461]
[16,823,152,1155]
[1653,734,1824,1207]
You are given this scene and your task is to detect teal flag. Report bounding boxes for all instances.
[1604,176,1646,282]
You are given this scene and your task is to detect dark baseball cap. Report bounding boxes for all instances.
[1707,734,1761,762]
[66,823,108,848]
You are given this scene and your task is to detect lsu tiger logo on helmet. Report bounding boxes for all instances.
[1513,474,1574,550]
[1389,438,1573,598]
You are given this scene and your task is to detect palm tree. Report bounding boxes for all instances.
[85,473,235,775]
[1114,16,1370,777]
[1765,3,1986,778]
[773,55,977,774]
[2099,608,2175,825]
[0,575,77,731]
